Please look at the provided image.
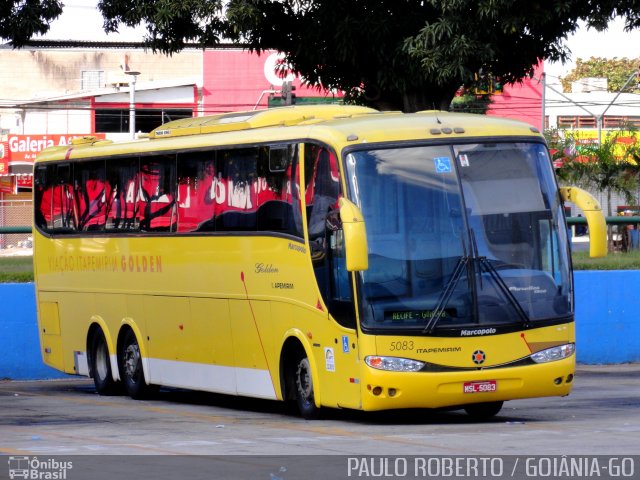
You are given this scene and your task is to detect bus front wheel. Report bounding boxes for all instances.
[464,401,503,419]
[89,329,120,395]
[118,329,156,399]
[293,354,320,420]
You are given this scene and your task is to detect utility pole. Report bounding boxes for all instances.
[125,70,141,140]
[281,81,296,105]
[540,73,546,133]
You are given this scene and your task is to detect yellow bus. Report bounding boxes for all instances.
[33,105,606,419]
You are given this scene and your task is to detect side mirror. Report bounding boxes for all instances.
[338,198,368,271]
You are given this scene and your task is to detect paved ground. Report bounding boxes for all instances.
[0,364,638,457]
[1,364,639,479]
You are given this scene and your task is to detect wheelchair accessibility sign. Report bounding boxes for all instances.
[434,157,452,173]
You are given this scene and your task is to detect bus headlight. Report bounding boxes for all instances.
[365,355,425,372]
[530,343,575,363]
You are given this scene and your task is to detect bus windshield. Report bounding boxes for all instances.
[345,141,572,334]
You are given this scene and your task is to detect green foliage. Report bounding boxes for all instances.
[0,256,34,283]
[0,0,63,47]
[98,0,228,53]
[403,1,640,109]
[572,250,640,270]
[561,57,640,93]
[96,0,640,111]
[450,93,493,114]
[225,0,458,111]
[544,127,574,164]
[553,127,640,252]
[554,129,640,216]
[3,0,640,112]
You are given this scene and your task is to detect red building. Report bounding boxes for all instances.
[486,63,545,131]
[203,49,340,114]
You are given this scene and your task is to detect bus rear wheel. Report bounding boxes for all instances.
[293,354,320,420]
[118,329,156,400]
[464,401,504,419]
[90,329,120,395]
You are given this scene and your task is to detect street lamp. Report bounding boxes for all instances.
[124,70,141,139]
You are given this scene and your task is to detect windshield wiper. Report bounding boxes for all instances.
[422,255,468,334]
[469,228,530,327]
[423,233,531,334]
[424,235,471,334]
[423,224,533,333]
[479,257,531,328]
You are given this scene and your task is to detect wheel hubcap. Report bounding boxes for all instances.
[96,342,109,380]
[124,343,140,378]
[295,359,312,402]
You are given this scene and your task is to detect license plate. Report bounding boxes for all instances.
[463,380,497,393]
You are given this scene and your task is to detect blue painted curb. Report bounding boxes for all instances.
[1,272,638,379]
[0,283,69,380]
[574,270,640,364]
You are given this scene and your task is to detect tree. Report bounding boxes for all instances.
[0,0,62,46]
[450,91,493,115]
[226,0,455,111]
[553,129,640,251]
[3,0,640,112]
[223,0,640,111]
[561,57,640,93]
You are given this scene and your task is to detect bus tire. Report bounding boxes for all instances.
[293,353,320,420]
[464,401,503,419]
[89,329,120,395]
[118,328,156,400]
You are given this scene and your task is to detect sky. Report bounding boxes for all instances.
[36,0,147,43]
[39,2,640,83]
[545,17,640,85]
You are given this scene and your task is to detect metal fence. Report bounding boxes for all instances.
[0,200,32,251]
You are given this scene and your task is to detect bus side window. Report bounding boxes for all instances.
[176,146,303,236]
[105,157,140,231]
[74,160,108,232]
[215,148,258,232]
[306,146,340,251]
[176,151,217,232]
[52,163,77,232]
[138,155,177,232]
[304,143,355,327]
[255,144,301,237]
[34,164,54,233]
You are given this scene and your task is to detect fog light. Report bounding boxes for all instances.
[554,377,563,385]
[566,374,574,383]
[372,386,383,396]
[388,388,397,397]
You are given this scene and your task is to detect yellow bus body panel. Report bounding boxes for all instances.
[37,301,65,370]
[358,323,574,410]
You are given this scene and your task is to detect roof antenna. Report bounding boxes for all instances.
[433,104,442,124]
